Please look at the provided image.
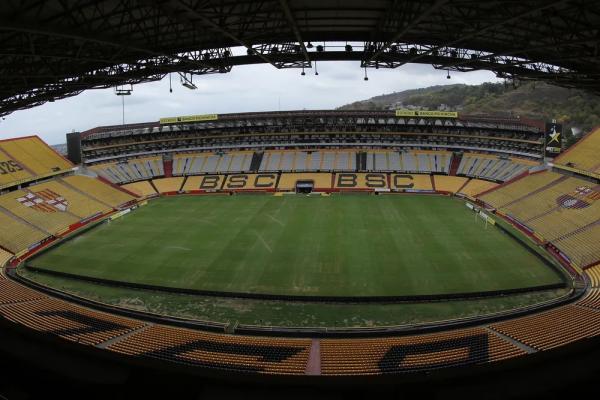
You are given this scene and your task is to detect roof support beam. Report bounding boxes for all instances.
[278,0,311,65]
[391,0,571,68]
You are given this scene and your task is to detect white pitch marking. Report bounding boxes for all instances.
[266,214,284,227]
[167,246,191,251]
[255,232,273,253]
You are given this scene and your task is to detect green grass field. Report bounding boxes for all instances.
[28,194,564,297]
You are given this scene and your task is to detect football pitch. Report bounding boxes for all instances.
[28,194,564,298]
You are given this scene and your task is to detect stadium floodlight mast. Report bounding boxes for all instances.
[114,84,132,125]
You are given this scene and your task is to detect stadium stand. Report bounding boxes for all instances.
[389,174,433,191]
[0,296,145,346]
[174,151,253,176]
[0,247,13,267]
[479,171,563,209]
[0,211,48,254]
[490,305,600,351]
[0,136,73,189]
[152,177,184,193]
[181,175,225,191]
[320,328,526,375]
[458,179,499,199]
[434,175,469,193]
[0,188,79,235]
[333,173,388,190]
[222,174,278,190]
[61,175,135,208]
[90,156,164,184]
[0,278,46,305]
[121,180,158,198]
[277,173,333,191]
[108,324,311,375]
[552,223,600,267]
[457,153,535,181]
[553,127,600,175]
[28,180,109,218]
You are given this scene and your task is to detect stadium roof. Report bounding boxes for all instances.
[1,0,599,117]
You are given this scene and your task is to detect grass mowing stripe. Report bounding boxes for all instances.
[28,195,564,297]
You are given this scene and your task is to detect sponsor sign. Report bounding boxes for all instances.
[545,122,563,157]
[159,114,218,124]
[395,110,458,118]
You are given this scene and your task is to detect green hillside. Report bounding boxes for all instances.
[338,81,600,147]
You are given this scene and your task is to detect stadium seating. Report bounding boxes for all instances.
[121,180,158,198]
[90,156,164,184]
[222,174,278,190]
[29,180,109,218]
[108,324,311,374]
[152,177,184,193]
[0,136,72,188]
[61,175,135,208]
[490,305,600,351]
[174,151,253,175]
[0,278,46,305]
[181,175,225,191]
[434,175,469,193]
[552,224,600,267]
[320,328,525,375]
[333,173,388,190]
[553,127,600,175]
[457,153,534,181]
[0,211,48,254]
[389,174,433,191]
[479,171,563,209]
[0,188,79,235]
[277,173,333,191]
[0,296,145,346]
[586,265,600,287]
[458,179,499,199]
[0,247,13,267]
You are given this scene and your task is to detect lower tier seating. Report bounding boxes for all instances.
[108,324,311,375]
[320,328,525,375]
[121,181,158,198]
[458,179,499,199]
[0,211,48,254]
[490,305,600,351]
[0,248,13,267]
[0,296,145,346]
[434,175,469,193]
[152,177,184,193]
[62,175,135,208]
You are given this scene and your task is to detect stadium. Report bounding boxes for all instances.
[1,1,600,398]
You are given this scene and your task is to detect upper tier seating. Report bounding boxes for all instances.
[0,136,72,188]
[173,151,253,176]
[90,156,164,184]
[553,127,600,175]
[457,153,536,181]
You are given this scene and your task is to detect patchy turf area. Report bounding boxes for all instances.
[27,194,564,297]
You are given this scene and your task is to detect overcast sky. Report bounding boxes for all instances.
[0,61,499,145]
